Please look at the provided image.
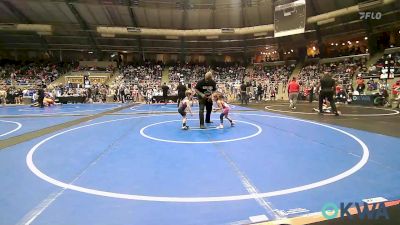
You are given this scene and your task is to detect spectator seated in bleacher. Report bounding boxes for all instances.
[0,60,74,87]
[336,86,348,103]
[367,78,378,91]
[355,74,366,94]
[168,64,208,83]
[368,52,400,78]
[252,63,295,99]
[117,63,163,102]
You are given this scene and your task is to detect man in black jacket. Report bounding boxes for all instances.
[309,81,315,103]
[37,86,45,108]
[161,83,169,105]
[256,83,263,102]
[240,82,248,105]
[195,71,216,129]
[176,82,187,107]
[319,73,339,116]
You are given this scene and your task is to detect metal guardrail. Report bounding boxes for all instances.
[319,53,370,64]
[254,60,297,66]
[384,47,400,54]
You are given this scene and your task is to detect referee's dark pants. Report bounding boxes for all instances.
[163,94,168,104]
[38,97,44,108]
[199,98,212,125]
[241,92,248,104]
[319,90,337,113]
[309,90,314,103]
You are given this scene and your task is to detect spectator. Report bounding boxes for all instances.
[176,82,187,107]
[309,81,316,103]
[240,82,248,105]
[356,75,366,94]
[392,80,400,96]
[256,83,263,102]
[161,82,169,104]
[288,77,300,110]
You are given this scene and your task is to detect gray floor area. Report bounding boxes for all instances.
[243,101,400,138]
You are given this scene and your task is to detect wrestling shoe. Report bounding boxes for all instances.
[231,121,235,127]
[217,124,224,129]
[206,121,213,124]
[199,124,206,129]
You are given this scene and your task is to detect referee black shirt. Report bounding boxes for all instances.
[320,74,335,92]
[177,83,187,98]
[195,79,216,100]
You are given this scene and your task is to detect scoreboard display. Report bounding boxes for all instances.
[274,0,306,37]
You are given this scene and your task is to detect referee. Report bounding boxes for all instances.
[37,85,45,108]
[319,72,339,116]
[195,71,216,129]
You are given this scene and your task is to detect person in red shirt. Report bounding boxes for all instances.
[356,74,366,94]
[392,80,400,96]
[335,85,341,94]
[356,75,364,85]
[288,77,300,110]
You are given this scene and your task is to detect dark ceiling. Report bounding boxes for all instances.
[0,0,399,55]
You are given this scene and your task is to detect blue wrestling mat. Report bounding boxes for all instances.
[0,103,122,117]
[0,104,399,225]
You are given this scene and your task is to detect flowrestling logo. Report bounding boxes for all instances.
[359,11,382,20]
[321,202,389,220]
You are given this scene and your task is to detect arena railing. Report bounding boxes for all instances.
[319,54,370,64]
[254,60,297,66]
[384,47,400,54]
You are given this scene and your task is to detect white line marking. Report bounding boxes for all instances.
[21,120,138,225]
[189,126,219,130]
[19,106,119,114]
[140,119,262,144]
[218,147,280,219]
[130,104,236,112]
[17,190,66,225]
[265,105,399,117]
[18,105,82,112]
[0,105,122,117]
[0,120,22,137]
[26,113,370,202]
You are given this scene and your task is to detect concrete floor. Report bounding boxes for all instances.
[244,101,400,138]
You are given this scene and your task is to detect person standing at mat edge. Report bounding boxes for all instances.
[288,77,300,110]
[195,71,217,129]
[37,85,45,108]
[240,82,248,105]
[309,81,315,103]
[161,83,169,105]
[319,72,339,116]
[176,82,187,107]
